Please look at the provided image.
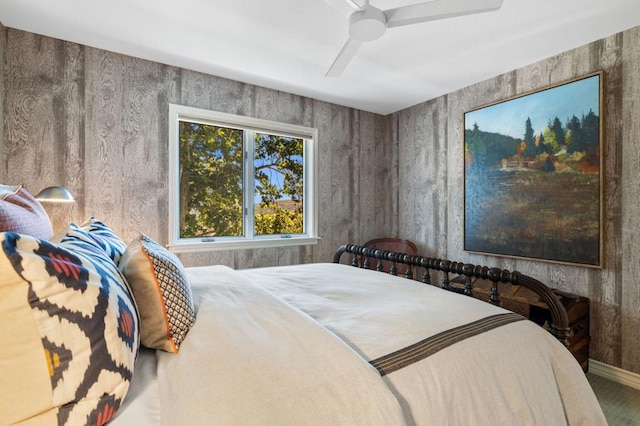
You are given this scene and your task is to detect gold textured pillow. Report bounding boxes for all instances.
[119,234,195,353]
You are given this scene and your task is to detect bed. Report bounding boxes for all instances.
[0,186,606,425]
[114,250,607,426]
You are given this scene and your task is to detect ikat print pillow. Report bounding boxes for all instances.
[78,217,128,265]
[0,231,139,425]
[52,217,128,265]
[119,234,195,353]
[0,184,53,240]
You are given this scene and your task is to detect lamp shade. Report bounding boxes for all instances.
[35,186,75,203]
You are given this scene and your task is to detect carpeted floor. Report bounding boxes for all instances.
[587,373,640,425]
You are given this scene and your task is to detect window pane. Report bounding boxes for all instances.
[253,133,304,235]
[179,121,244,238]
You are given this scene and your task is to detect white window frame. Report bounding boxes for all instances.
[168,104,319,252]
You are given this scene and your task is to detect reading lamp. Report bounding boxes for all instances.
[35,186,75,203]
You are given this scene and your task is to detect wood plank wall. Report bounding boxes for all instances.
[2,22,639,373]
[0,26,393,269]
[0,25,3,172]
[0,24,3,172]
[391,26,640,373]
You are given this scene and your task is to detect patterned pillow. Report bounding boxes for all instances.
[0,184,53,240]
[78,217,128,264]
[53,217,127,265]
[119,234,195,353]
[0,231,139,425]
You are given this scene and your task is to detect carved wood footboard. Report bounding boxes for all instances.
[333,244,571,348]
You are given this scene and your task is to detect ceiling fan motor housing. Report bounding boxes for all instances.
[349,6,387,41]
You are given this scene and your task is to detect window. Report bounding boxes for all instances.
[168,104,318,252]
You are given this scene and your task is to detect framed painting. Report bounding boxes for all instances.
[463,71,604,268]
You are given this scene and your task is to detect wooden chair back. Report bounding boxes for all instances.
[362,238,417,276]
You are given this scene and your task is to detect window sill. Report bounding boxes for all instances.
[168,236,320,253]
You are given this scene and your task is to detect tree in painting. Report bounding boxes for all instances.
[465,111,599,174]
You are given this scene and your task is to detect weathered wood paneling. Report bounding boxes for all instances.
[0,28,394,273]
[84,48,174,243]
[2,24,638,373]
[2,31,84,231]
[392,27,640,372]
[4,32,59,187]
[0,24,5,174]
[620,26,640,372]
[392,96,449,258]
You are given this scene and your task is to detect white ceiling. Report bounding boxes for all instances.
[0,0,638,115]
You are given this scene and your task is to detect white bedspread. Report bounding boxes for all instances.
[238,263,607,426]
[151,265,404,425]
[113,262,606,425]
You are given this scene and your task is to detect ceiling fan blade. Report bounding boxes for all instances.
[325,38,363,77]
[322,0,365,15]
[385,0,503,28]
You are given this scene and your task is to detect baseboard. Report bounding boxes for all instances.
[589,359,640,390]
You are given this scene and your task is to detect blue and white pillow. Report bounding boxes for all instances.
[76,217,128,265]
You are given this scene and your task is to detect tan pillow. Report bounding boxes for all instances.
[119,234,195,353]
[0,184,53,239]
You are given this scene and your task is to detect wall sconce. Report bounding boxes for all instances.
[35,186,75,203]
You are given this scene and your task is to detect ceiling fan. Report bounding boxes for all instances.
[324,0,504,77]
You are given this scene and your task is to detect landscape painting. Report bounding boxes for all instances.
[464,72,603,267]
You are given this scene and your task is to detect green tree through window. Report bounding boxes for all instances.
[170,103,319,253]
[179,121,244,238]
[179,123,304,238]
[253,133,304,236]
[170,105,317,251]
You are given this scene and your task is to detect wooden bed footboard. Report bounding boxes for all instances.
[333,244,571,348]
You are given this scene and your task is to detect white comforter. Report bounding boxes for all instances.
[114,263,607,425]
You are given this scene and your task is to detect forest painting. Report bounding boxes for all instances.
[464,72,603,267]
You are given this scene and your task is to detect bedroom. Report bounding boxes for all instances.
[0,0,639,423]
